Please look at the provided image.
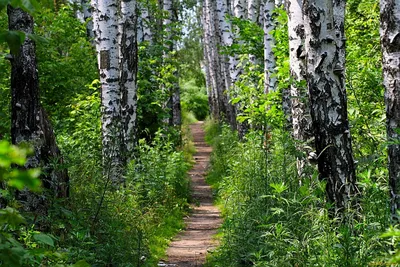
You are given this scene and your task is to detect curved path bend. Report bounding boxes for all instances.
[160,121,222,267]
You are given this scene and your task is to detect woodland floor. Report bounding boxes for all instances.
[160,121,222,267]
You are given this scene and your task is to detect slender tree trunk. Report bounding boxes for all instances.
[82,0,94,39]
[138,0,153,43]
[303,0,358,214]
[119,0,138,161]
[92,0,123,184]
[287,0,313,177]
[163,0,181,127]
[380,0,400,220]
[203,0,221,120]
[263,0,276,94]
[248,0,261,22]
[216,0,237,129]
[8,6,69,214]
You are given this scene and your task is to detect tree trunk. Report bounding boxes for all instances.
[263,0,276,94]
[303,0,358,214]
[248,0,261,22]
[287,0,313,177]
[92,0,123,184]
[163,0,182,127]
[81,0,94,39]
[380,0,400,220]
[119,0,138,161]
[216,0,237,129]
[203,0,221,120]
[8,6,69,214]
[138,0,153,43]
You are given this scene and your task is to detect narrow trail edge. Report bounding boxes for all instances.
[160,121,222,267]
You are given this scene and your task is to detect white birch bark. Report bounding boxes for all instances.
[287,0,312,177]
[138,0,153,43]
[248,0,261,22]
[263,0,277,93]
[303,0,358,214]
[230,0,246,83]
[215,0,237,126]
[92,0,123,184]
[163,0,181,126]
[119,0,138,160]
[82,0,94,39]
[203,0,221,119]
[380,0,400,220]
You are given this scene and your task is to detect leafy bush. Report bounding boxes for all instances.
[181,80,209,121]
[205,123,390,267]
[0,141,67,266]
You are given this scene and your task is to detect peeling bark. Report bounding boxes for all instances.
[380,0,400,220]
[8,6,69,214]
[303,0,358,214]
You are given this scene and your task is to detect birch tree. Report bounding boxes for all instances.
[248,0,261,22]
[303,0,358,214]
[287,0,312,176]
[8,6,69,213]
[92,0,123,184]
[203,0,222,119]
[216,0,237,127]
[163,0,181,127]
[263,0,276,94]
[138,0,153,43]
[119,0,138,160]
[379,0,400,219]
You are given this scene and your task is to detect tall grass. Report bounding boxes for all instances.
[205,121,391,267]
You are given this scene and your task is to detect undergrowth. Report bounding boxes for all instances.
[204,120,391,267]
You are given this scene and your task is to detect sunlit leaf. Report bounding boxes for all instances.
[33,233,54,247]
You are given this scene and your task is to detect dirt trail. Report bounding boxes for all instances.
[160,121,222,267]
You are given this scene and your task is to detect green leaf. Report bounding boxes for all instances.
[0,0,10,11]
[7,168,41,191]
[27,33,48,45]
[73,260,91,267]
[269,182,288,194]
[33,233,54,247]
[0,30,26,55]
[0,207,26,226]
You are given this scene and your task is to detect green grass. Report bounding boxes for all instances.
[147,208,187,265]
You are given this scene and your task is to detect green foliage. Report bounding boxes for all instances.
[223,16,264,60]
[34,5,98,128]
[205,122,390,267]
[181,80,209,121]
[0,141,67,266]
[63,132,190,266]
[0,0,40,55]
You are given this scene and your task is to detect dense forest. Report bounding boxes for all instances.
[1,0,400,266]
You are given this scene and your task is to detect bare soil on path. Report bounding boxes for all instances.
[161,121,222,267]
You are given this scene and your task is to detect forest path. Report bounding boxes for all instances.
[160,121,222,267]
